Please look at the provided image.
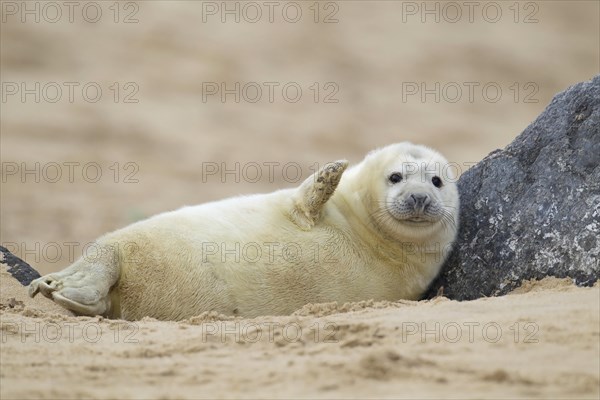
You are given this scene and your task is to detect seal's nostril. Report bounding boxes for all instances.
[411,193,430,210]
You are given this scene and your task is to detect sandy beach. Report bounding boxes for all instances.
[1,271,598,399]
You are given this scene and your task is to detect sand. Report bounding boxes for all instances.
[1,270,598,399]
[1,1,599,399]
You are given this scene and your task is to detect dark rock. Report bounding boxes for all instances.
[0,245,41,286]
[426,75,600,300]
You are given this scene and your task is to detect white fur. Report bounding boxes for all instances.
[29,143,459,320]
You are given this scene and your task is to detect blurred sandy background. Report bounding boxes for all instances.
[1,1,598,274]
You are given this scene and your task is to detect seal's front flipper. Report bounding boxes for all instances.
[290,160,348,230]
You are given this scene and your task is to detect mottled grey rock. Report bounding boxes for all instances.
[0,245,41,286]
[426,75,600,300]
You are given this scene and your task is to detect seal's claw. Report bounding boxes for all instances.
[28,280,40,297]
[28,275,61,299]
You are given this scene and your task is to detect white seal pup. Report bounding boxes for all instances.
[29,142,459,320]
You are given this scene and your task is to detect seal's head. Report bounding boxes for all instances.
[354,142,459,241]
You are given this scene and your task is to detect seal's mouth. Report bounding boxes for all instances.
[405,216,431,223]
[388,207,441,224]
[400,215,438,225]
[384,197,444,226]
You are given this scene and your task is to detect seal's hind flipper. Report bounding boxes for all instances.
[29,248,120,317]
[290,160,348,230]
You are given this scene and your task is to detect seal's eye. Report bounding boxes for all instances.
[389,173,403,184]
[432,176,443,188]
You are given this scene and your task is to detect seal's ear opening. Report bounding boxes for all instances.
[289,160,349,230]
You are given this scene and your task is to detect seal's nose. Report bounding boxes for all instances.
[408,193,430,212]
